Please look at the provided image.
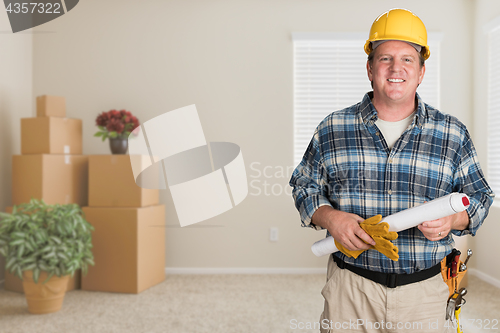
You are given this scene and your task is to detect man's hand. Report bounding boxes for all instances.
[312,206,376,251]
[417,210,469,241]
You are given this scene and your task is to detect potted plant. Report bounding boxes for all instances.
[0,199,94,314]
[94,109,140,154]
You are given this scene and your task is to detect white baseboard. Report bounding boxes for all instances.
[468,268,500,289]
[165,267,327,275]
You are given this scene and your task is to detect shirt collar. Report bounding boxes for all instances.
[359,92,427,129]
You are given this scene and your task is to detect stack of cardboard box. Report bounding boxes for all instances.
[82,155,165,293]
[5,95,88,292]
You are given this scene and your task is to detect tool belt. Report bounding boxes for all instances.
[442,248,471,332]
[441,249,467,298]
[333,255,441,288]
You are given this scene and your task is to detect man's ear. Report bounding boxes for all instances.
[418,64,426,85]
[367,61,373,82]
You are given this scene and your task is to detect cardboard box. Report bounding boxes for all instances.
[4,269,81,293]
[81,205,165,294]
[12,155,88,206]
[21,117,82,155]
[36,95,66,117]
[89,155,159,207]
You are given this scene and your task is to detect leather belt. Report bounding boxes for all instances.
[333,255,442,288]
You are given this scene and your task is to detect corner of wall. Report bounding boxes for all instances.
[0,13,34,282]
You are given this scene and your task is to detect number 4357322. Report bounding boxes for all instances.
[446,319,499,330]
[6,2,61,14]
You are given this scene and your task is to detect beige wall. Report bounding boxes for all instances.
[27,0,479,273]
[472,0,500,283]
[0,10,33,283]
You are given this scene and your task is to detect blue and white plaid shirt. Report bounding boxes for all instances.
[290,92,494,274]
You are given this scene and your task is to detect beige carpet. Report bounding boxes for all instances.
[0,274,499,333]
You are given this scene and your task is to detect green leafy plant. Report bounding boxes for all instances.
[0,199,95,284]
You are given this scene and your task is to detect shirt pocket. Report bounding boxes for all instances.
[409,155,455,201]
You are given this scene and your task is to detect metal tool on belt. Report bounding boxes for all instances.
[445,249,473,333]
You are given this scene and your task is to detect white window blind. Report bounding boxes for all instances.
[293,33,441,165]
[487,23,500,195]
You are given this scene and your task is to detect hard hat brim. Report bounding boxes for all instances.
[364,39,430,60]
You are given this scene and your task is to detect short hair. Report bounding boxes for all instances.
[367,47,425,69]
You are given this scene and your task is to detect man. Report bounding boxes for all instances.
[289,8,494,333]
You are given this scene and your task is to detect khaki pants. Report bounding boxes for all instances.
[319,255,452,333]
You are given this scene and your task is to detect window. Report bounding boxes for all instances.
[486,19,500,195]
[292,32,442,165]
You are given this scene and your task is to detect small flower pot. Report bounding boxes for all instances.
[109,138,128,154]
[22,270,69,314]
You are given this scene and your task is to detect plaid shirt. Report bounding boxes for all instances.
[290,92,494,274]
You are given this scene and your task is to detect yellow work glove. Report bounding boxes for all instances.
[334,215,399,261]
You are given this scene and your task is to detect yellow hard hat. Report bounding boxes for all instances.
[364,8,430,60]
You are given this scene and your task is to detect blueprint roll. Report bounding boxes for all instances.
[311,193,470,257]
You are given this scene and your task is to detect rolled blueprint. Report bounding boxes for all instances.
[311,193,470,257]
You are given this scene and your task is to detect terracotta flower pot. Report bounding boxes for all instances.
[22,271,70,314]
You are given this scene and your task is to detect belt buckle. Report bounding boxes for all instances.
[387,273,398,288]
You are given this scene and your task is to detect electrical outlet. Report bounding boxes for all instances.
[270,227,278,242]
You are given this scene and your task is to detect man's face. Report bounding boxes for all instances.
[367,40,425,106]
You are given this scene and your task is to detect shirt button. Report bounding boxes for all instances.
[376,132,380,136]
[387,189,392,195]
[388,158,393,164]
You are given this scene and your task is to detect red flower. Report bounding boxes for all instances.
[131,117,139,130]
[95,109,140,140]
[95,112,109,126]
[110,110,121,119]
[106,118,125,133]
[120,110,132,118]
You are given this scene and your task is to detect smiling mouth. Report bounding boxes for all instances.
[387,79,405,83]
